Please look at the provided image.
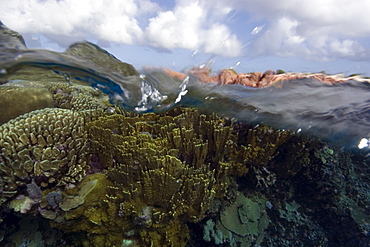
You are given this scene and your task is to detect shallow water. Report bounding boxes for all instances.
[1,26,370,151]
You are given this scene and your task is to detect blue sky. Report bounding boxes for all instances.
[1,0,370,76]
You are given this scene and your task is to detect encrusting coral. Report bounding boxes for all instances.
[205,191,270,246]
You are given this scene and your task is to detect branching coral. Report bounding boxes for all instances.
[234,123,311,187]
[84,108,245,246]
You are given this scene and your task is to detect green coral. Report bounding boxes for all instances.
[278,201,307,225]
[207,191,269,247]
[203,219,227,244]
[314,146,334,164]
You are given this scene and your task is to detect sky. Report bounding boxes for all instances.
[1,0,370,76]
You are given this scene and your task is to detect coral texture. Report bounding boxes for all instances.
[83,108,247,246]
[0,108,103,205]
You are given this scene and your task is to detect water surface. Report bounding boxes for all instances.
[1,22,370,151]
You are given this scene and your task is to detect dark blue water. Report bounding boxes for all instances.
[1,22,370,151]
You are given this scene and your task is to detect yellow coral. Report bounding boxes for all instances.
[83,108,250,246]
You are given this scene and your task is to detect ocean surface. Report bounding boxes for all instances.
[1,36,370,152]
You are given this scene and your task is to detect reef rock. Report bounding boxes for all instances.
[65,41,139,76]
[163,67,370,87]
[0,86,54,124]
[0,21,26,50]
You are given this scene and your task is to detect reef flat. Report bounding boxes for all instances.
[0,22,370,247]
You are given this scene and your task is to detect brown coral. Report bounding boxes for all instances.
[45,82,110,110]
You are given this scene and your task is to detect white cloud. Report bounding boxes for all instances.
[145,0,242,56]
[203,24,242,56]
[251,25,265,35]
[1,0,368,61]
[0,0,243,56]
[0,0,157,44]
[230,0,370,61]
[145,1,202,49]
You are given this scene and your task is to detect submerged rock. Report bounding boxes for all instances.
[164,67,370,87]
[65,42,139,77]
[0,86,54,124]
[0,21,26,50]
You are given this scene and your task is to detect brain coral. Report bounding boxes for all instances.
[0,107,103,205]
